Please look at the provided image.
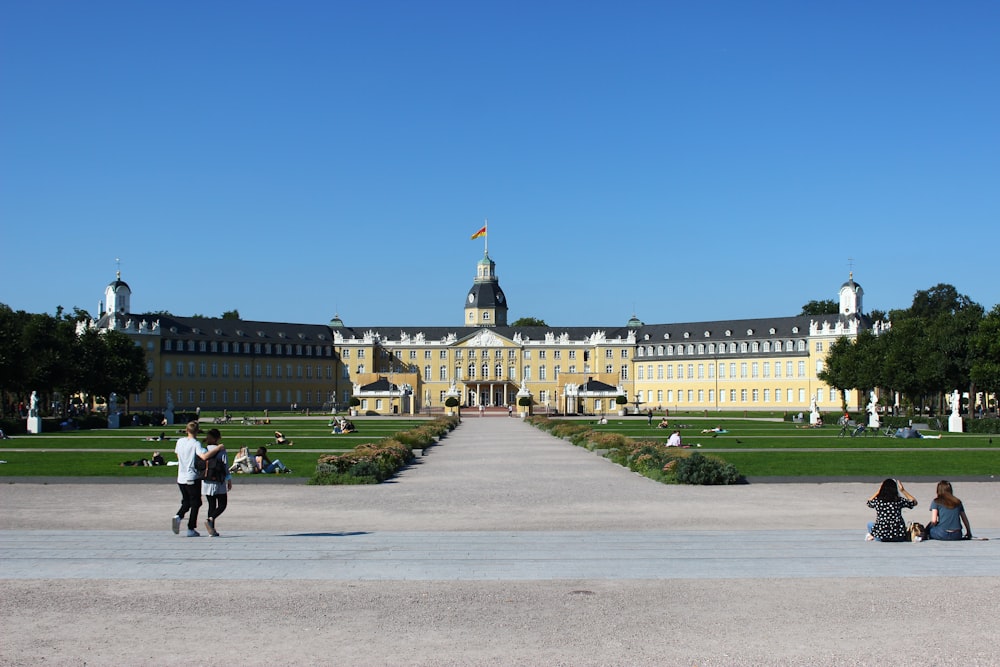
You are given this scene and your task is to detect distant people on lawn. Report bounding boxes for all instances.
[274,430,293,446]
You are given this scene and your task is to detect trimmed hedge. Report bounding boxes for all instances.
[310,416,458,485]
[527,416,745,485]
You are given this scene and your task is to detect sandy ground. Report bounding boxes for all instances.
[2,417,998,666]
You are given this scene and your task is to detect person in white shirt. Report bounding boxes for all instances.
[666,430,683,447]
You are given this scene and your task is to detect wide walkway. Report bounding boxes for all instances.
[2,416,998,666]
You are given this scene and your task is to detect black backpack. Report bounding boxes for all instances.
[195,451,227,483]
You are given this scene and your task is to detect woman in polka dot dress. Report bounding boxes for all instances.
[866,479,917,542]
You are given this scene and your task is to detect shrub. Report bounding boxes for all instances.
[674,452,745,485]
[966,418,1000,434]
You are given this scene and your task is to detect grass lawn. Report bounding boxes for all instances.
[0,417,430,477]
[556,417,1000,478]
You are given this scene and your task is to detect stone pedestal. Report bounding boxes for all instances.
[868,414,881,428]
[107,413,120,429]
[26,416,42,434]
[164,409,175,425]
[948,414,963,433]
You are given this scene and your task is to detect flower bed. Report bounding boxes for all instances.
[526,416,744,485]
[310,416,458,484]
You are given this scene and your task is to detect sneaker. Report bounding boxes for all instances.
[186,529,201,537]
[206,517,218,537]
[865,533,875,541]
[172,516,181,534]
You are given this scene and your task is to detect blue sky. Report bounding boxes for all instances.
[2,1,998,327]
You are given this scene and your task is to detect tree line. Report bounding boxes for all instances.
[819,284,1000,415]
[0,304,149,418]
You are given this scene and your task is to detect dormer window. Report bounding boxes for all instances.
[746,329,754,336]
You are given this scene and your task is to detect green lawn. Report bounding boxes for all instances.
[559,418,1000,478]
[0,417,430,477]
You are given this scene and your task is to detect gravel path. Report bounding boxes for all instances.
[2,416,998,666]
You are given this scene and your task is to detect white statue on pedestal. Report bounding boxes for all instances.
[809,398,820,425]
[948,389,964,433]
[867,390,880,428]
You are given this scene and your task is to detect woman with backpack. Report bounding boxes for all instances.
[202,428,231,537]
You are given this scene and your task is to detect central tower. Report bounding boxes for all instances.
[464,252,508,327]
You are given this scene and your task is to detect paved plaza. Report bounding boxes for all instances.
[2,416,998,666]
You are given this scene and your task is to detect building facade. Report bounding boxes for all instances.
[86,255,873,416]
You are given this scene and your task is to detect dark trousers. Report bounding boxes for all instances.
[176,482,202,530]
[206,493,228,519]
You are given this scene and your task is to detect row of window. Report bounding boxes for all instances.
[132,388,337,406]
[162,361,333,380]
[632,386,839,405]
[163,339,333,357]
[636,387,816,406]
[635,340,815,357]
[635,361,809,380]
[344,347,628,361]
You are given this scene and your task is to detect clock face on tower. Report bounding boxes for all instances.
[497,293,504,303]
[468,293,474,304]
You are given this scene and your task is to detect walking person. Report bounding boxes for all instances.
[172,421,223,537]
[202,428,231,537]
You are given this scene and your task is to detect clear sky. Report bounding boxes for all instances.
[2,1,998,328]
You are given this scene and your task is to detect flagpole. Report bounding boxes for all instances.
[484,218,488,255]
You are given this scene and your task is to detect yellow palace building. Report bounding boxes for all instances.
[86,252,876,417]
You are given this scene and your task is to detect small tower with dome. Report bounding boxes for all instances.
[104,267,132,317]
[464,252,508,327]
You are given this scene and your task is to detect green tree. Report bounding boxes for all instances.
[799,300,839,316]
[882,284,984,413]
[511,317,548,327]
[970,304,1000,404]
[221,309,241,320]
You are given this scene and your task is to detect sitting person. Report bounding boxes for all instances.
[273,430,293,446]
[342,419,356,433]
[666,430,688,448]
[926,480,973,540]
[865,478,917,542]
[0,428,10,439]
[656,417,670,429]
[229,446,254,473]
[254,446,291,474]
